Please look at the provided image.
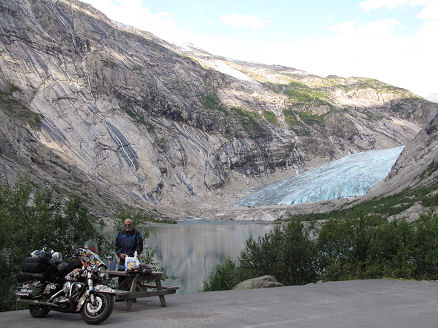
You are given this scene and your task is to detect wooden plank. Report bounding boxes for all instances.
[115,286,178,296]
[108,270,163,277]
[115,288,178,300]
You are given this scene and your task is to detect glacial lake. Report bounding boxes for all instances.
[140,221,274,294]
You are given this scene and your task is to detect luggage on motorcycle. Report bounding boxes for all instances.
[16,272,46,282]
[21,255,50,273]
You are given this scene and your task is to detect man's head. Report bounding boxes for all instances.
[124,218,133,231]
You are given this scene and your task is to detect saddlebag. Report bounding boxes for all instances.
[21,254,50,273]
[16,272,46,282]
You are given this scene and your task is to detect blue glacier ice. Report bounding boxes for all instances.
[233,146,404,207]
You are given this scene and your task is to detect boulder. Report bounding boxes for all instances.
[232,275,283,290]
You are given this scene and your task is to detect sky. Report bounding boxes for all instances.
[81,0,438,101]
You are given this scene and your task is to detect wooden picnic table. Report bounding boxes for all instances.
[108,270,178,310]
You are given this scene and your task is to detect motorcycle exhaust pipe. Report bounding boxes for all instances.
[16,299,59,308]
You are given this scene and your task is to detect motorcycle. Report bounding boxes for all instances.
[15,247,115,325]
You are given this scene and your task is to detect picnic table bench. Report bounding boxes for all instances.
[108,270,179,310]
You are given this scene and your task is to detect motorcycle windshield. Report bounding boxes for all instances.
[77,248,104,267]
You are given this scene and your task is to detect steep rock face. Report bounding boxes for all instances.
[0,0,437,218]
[367,112,438,198]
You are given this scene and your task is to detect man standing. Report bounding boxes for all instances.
[115,218,143,267]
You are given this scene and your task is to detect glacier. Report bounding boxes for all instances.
[233,146,404,207]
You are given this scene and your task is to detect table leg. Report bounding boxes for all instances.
[155,278,166,307]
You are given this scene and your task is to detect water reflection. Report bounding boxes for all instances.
[142,221,273,294]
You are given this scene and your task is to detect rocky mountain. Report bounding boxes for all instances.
[360,111,438,221]
[0,0,437,219]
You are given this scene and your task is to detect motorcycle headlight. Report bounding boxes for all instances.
[98,266,107,280]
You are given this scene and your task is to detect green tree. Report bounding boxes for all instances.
[413,214,438,279]
[368,218,416,278]
[204,220,318,290]
[0,179,107,311]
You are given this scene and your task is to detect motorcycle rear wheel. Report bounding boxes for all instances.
[29,304,51,318]
[80,292,114,325]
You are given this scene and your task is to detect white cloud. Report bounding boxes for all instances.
[359,0,438,12]
[80,0,186,43]
[220,13,270,30]
[359,0,410,11]
[417,1,438,19]
[326,19,399,37]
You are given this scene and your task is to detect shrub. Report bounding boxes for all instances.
[413,214,438,279]
[0,179,108,311]
[317,214,438,281]
[204,212,438,292]
[240,220,318,285]
[203,220,318,290]
[202,257,248,291]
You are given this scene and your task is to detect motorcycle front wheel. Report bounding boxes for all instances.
[29,304,51,318]
[80,292,114,325]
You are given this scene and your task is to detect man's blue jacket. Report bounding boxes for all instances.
[115,228,143,257]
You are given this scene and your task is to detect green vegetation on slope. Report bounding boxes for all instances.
[101,59,117,68]
[266,81,332,107]
[203,93,228,115]
[230,107,267,135]
[0,88,43,128]
[286,81,332,106]
[203,93,270,137]
[262,110,279,126]
[121,105,154,132]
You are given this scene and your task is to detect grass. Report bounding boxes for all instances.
[282,109,299,128]
[102,59,116,68]
[297,111,326,124]
[286,81,331,106]
[282,108,325,133]
[419,160,438,180]
[266,80,333,107]
[355,78,406,92]
[132,65,144,72]
[230,107,268,136]
[0,92,42,128]
[9,84,21,94]
[203,93,270,136]
[121,106,154,132]
[203,93,228,115]
[262,110,279,126]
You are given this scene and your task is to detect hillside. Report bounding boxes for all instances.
[0,0,437,219]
